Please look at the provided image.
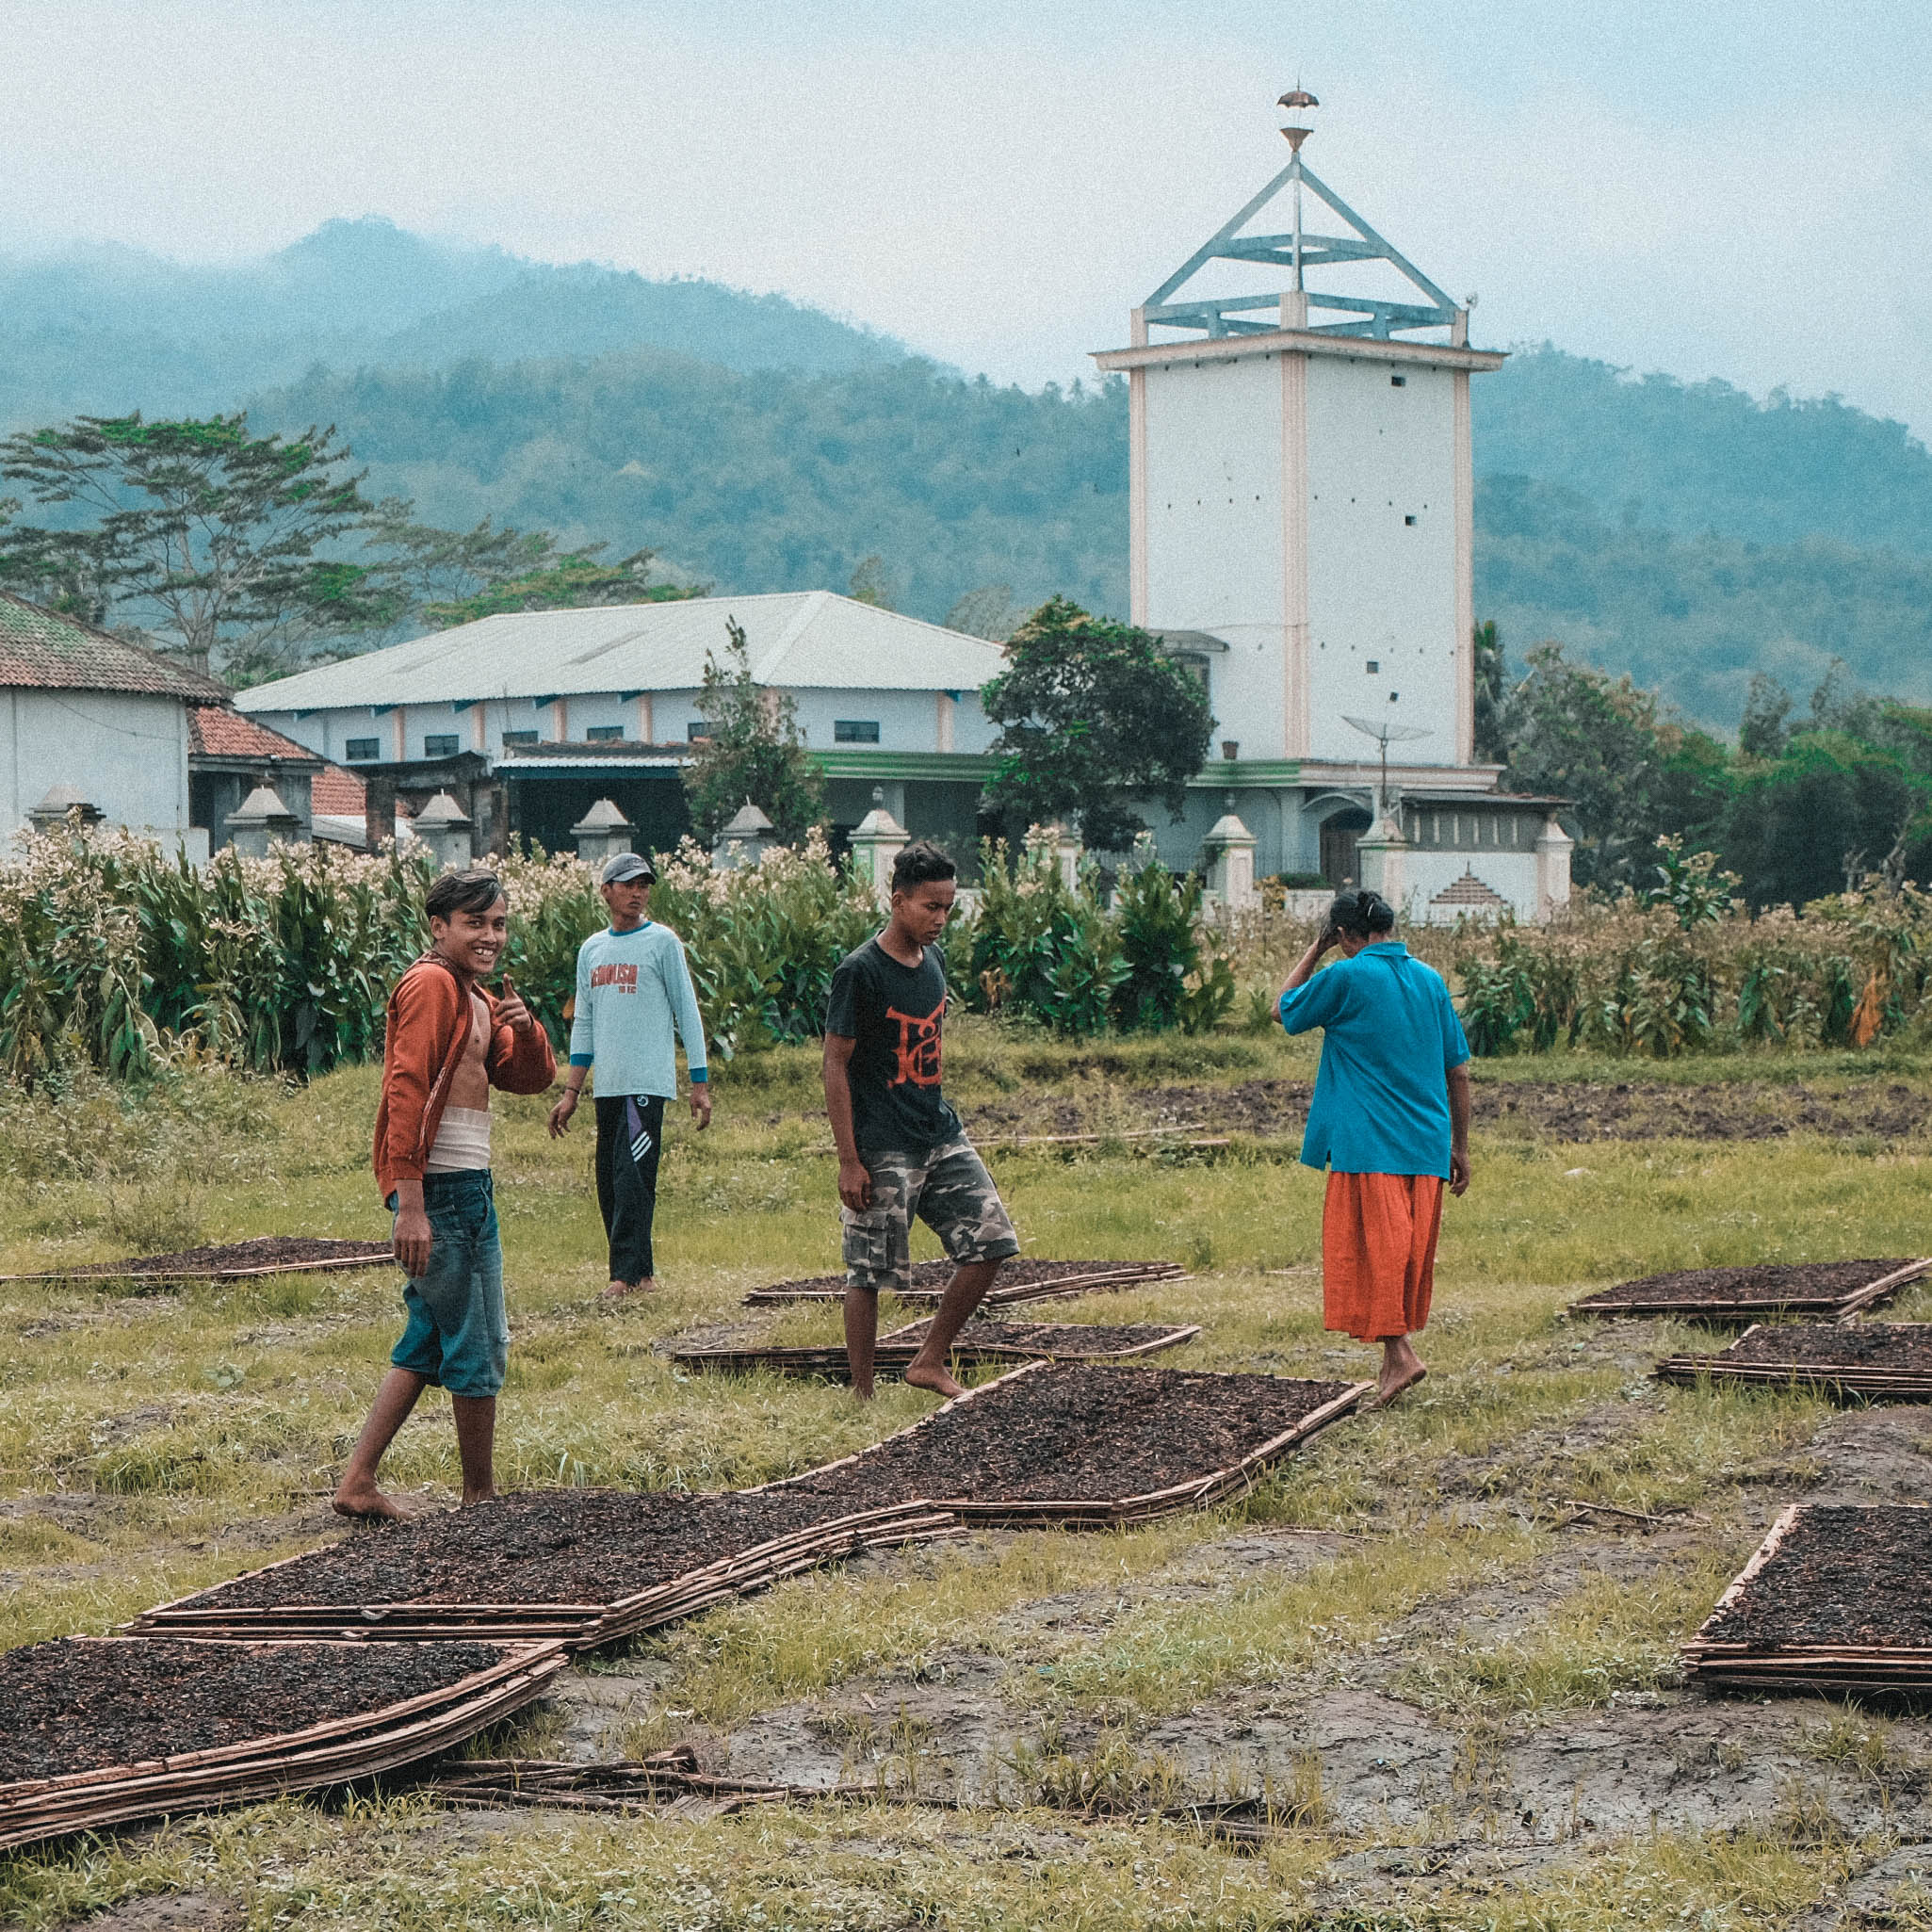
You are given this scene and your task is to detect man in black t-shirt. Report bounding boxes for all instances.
[823,841,1019,1398]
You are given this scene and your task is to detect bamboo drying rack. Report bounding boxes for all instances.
[1682,1503,1932,1697]
[743,1259,1187,1307]
[0,1636,565,1852]
[1573,1258,1931,1323]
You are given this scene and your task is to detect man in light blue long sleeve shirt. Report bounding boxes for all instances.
[547,852,711,1296]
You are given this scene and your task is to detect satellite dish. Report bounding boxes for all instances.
[1342,716,1432,822]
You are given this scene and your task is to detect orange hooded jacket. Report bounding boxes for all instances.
[372,955,557,1197]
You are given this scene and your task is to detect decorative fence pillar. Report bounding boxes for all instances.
[712,800,776,869]
[848,791,909,904]
[1354,813,1409,914]
[412,791,475,870]
[223,784,307,858]
[571,798,637,869]
[1202,800,1258,911]
[27,785,105,837]
[1535,814,1574,921]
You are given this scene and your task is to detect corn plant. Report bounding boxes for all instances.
[1451,855,1932,1058]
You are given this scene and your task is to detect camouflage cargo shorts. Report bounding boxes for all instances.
[842,1137,1021,1292]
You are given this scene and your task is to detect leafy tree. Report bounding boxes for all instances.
[1501,641,1728,889]
[0,414,396,682]
[257,353,1131,633]
[680,617,825,845]
[1722,731,1932,907]
[848,554,896,609]
[943,583,1016,641]
[1471,618,1508,763]
[980,597,1214,853]
[358,502,559,614]
[1737,673,1793,759]
[417,541,701,626]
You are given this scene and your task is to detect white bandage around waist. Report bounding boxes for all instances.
[425,1105,492,1173]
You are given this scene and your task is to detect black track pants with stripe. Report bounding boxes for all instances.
[594,1094,665,1285]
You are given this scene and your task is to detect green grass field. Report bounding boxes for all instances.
[2,1023,1929,1929]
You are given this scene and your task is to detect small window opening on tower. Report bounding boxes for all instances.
[1389,375,1406,387]
[1388,691,1400,703]
[1365,659,1380,674]
[1404,513,1418,527]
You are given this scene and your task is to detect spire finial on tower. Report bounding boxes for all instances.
[1277,83,1319,153]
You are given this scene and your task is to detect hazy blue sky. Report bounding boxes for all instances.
[5,1,1927,433]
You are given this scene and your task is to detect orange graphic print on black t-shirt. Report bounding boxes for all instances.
[885,1000,944,1087]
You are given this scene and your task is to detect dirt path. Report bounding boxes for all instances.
[961,1076,1932,1145]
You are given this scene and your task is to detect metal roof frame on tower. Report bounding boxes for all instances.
[1139,89,1465,346]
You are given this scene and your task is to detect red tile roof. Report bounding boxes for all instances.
[311,766,367,815]
[0,593,228,699]
[187,706,320,762]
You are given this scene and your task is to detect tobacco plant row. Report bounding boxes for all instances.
[1449,840,1932,1056]
[0,824,1232,1086]
[10,822,1906,1085]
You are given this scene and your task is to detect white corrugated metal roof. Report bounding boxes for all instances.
[238,592,1006,714]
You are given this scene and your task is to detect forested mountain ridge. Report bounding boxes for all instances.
[0,218,906,428]
[252,349,1128,624]
[1478,348,1932,556]
[4,219,1928,725]
[1477,474,1932,724]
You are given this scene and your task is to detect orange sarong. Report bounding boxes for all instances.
[1321,1171,1443,1343]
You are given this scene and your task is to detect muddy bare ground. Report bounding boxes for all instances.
[49,1895,243,1932]
[0,1638,504,1783]
[693,1520,1932,1896]
[960,1076,1932,1145]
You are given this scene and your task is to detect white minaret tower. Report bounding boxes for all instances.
[1092,90,1504,785]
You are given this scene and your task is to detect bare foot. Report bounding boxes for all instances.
[1371,1363,1427,1410]
[903,1358,965,1400]
[333,1483,411,1524]
[601,1277,655,1300]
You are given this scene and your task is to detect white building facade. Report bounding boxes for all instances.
[0,593,226,849]
[240,592,1009,866]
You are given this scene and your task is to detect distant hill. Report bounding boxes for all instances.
[253,349,1128,624]
[1479,347,1932,557]
[251,343,1932,726]
[0,218,907,427]
[1476,474,1932,724]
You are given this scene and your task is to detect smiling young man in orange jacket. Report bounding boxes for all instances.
[334,869,556,1522]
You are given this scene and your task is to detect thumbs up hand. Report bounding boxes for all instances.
[495,975,536,1035]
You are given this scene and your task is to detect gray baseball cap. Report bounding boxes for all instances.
[600,852,656,885]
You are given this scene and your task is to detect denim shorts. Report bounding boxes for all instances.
[389,1170,508,1397]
